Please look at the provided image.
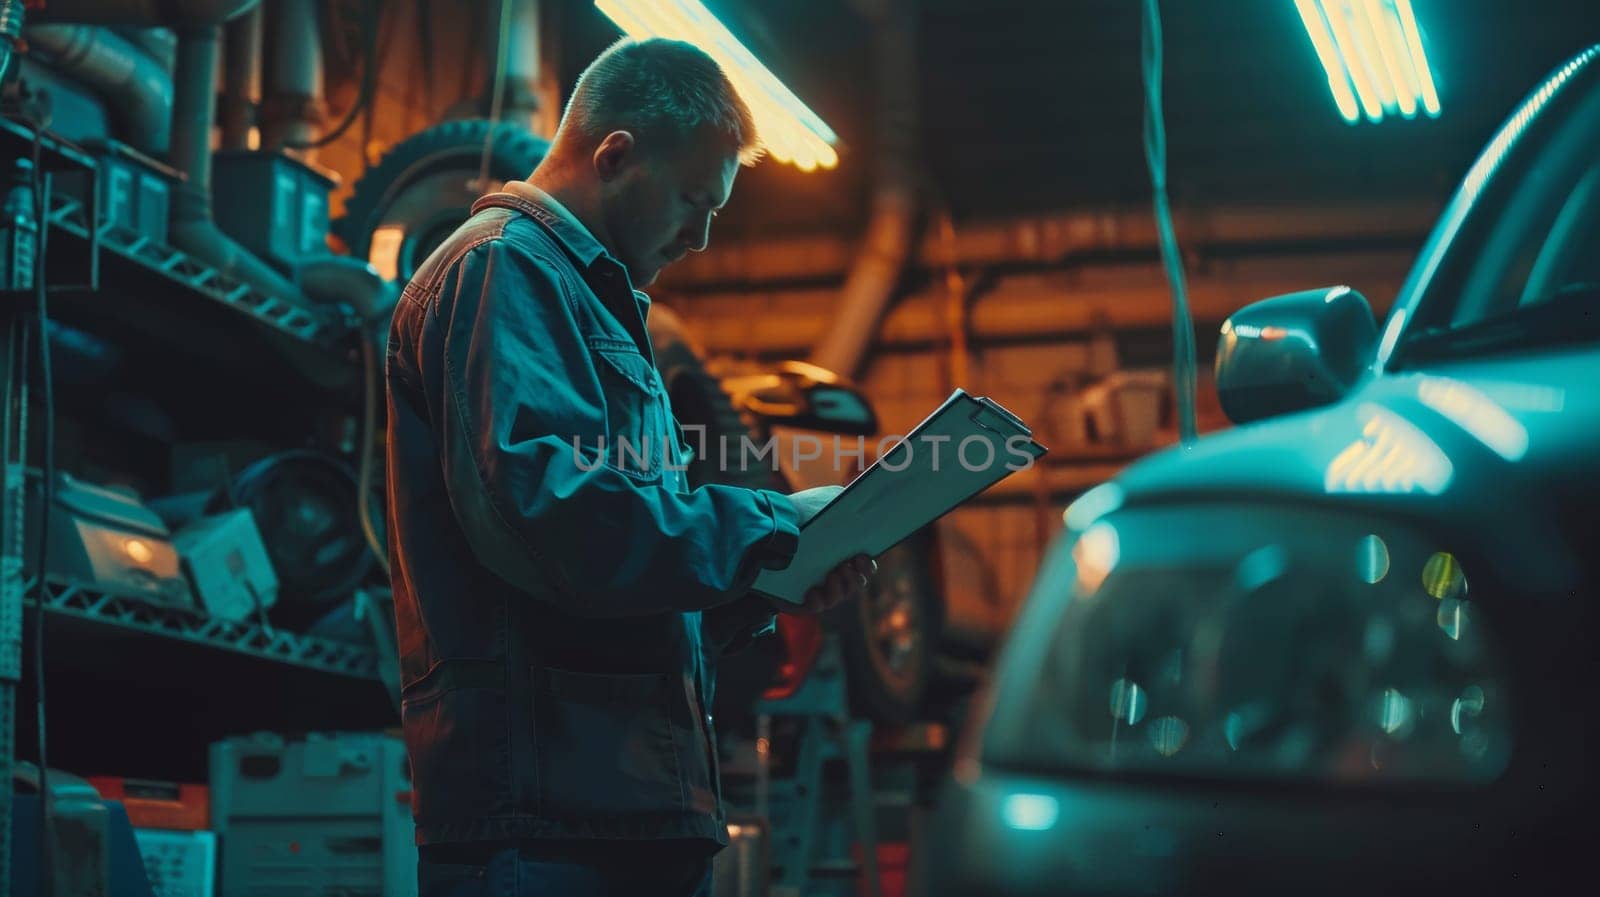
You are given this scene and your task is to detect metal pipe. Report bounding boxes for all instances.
[672,249,1419,357]
[219,3,261,149]
[29,0,259,26]
[112,25,176,71]
[23,24,173,154]
[168,25,305,306]
[807,0,919,381]
[260,0,322,154]
[297,255,397,324]
[664,200,1441,289]
[482,0,542,129]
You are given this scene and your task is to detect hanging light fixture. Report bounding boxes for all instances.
[1294,0,1441,124]
[594,0,841,170]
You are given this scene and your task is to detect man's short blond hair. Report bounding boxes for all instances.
[560,38,761,165]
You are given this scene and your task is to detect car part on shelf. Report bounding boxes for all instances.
[172,507,278,624]
[211,450,376,628]
[211,149,337,275]
[23,469,194,611]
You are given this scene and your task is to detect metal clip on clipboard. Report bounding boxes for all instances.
[752,389,1048,604]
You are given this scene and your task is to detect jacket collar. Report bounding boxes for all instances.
[491,181,651,313]
[500,181,608,267]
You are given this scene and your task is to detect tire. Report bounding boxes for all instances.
[208,450,378,631]
[832,525,943,725]
[334,119,550,282]
[648,307,786,495]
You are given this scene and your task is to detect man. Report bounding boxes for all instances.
[384,37,873,896]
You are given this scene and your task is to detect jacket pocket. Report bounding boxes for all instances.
[532,667,687,818]
[590,342,665,479]
[402,686,514,829]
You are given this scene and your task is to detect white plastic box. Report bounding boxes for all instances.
[209,732,415,897]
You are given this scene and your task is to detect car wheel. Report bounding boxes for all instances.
[832,525,942,725]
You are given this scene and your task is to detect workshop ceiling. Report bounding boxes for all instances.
[555,0,1600,233]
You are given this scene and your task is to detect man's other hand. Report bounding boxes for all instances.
[779,553,876,616]
[787,485,844,525]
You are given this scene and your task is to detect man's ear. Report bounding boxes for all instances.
[593,130,636,182]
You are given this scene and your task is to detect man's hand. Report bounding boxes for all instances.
[772,487,873,614]
[778,553,876,616]
[788,484,844,525]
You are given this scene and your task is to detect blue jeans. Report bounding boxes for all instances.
[417,841,714,897]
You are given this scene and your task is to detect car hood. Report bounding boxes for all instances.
[1109,346,1597,590]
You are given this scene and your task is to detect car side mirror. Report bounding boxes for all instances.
[1215,286,1377,424]
[722,361,879,435]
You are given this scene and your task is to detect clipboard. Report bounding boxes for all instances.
[753,389,1048,604]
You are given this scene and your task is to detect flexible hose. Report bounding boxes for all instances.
[1141,0,1200,446]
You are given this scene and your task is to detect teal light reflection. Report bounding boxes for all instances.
[1416,376,1529,462]
[1002,793,1060,831]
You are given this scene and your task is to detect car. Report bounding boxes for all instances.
[925,44,1600,896]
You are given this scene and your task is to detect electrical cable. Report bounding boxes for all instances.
[475,0,514,192]
[21,108,57,897]
[285,0,381,151]
[356,332,388,574]
[1140,0,1200,446]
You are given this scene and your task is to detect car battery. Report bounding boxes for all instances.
[210,732,416,897]
[211,150,338,274]
[172,509,278,623]
[23,468,194,611]
[57,140,175,246]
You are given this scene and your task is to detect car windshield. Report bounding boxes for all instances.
[1405,283,1600,362]
[1395,60,1600,364]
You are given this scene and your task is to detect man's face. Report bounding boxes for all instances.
[598,131,739,287]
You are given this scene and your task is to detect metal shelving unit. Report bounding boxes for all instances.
[2,116,374,892]
[42,189,331,346]
[25,577,380,680]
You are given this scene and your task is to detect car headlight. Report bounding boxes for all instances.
[983,504,1511,785]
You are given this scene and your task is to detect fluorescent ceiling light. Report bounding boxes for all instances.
[1294,0,1441,124]
[594,0,841,171]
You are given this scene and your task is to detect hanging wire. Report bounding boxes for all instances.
[15,109,59,897]
[475,0,515,192]
[285,0,382,150]
[1141,0,1200,446]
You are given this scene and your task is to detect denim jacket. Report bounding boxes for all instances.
[384,183,801,846]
